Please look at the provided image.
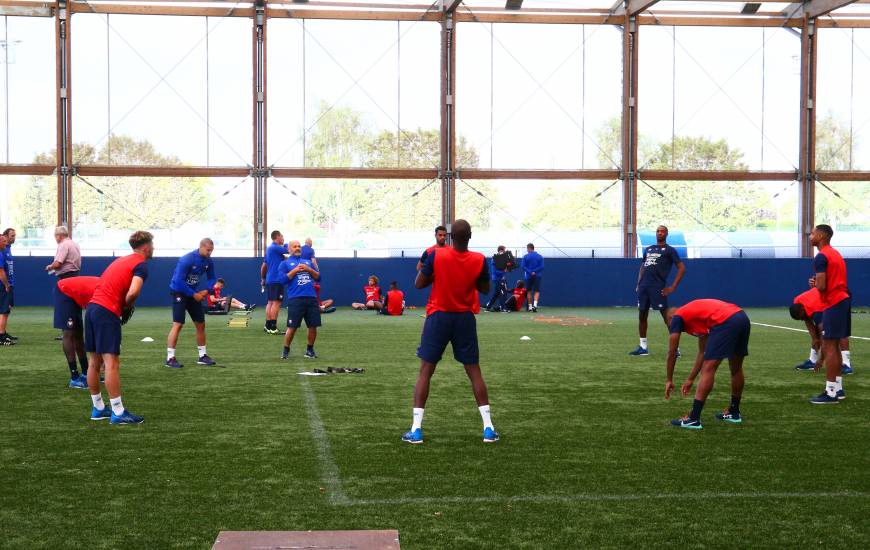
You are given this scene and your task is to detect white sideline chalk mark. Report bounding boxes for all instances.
[347,491,869,507]
[752,322,870,341]
[300,377,351,506]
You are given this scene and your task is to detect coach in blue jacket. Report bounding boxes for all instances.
[521,243,544,312]
[165,238,218,368]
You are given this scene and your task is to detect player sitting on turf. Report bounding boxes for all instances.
[664,299,750,430]
[206,278,254,314]
[279,240,321,359]
[165,238,218,368]
[382,281,405,316]
[55,276,100,389]
[85,230,153,424]
[789,288,853,375]
[314,282,336,314]
[352,276,383,311]
[500,280,527,312]
[402,219,498,445]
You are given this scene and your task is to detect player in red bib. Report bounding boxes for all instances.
[416,225,448,272]
[383,281,405,316]
[84,231,153,425]
[664,299,750,430]
[55,276,100,389]
[352,276,383,311]
[789,288,853,374]
[501,280,527,312]
[807,224,851,404]
[402,219,498,444]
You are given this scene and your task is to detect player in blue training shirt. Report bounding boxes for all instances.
[165,238,218,368]
[521,243,544,312]
[629,225,686,356]
[301,237,320,272]
[261,230,289,335]
[0,230,15,345]
[278,240,321,360]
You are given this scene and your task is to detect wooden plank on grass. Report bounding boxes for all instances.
[212,530,400,549]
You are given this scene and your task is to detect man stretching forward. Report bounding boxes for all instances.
[664,299,749,430]
[808,224,851,404]
[789,288,853,375]
[165,238,218,368]
[402,219,498,445]
[85,231,153,424]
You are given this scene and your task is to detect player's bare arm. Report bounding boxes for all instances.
[812,272,826,291]
[415,270,434,290]
[635,265,644,292]
[681,335,707,396]
[125,275,145,308]
[0,267,8,291]
[665,332,681,399]
[663,262,686,296]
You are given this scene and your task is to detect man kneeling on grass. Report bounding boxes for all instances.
[664,299,749,430]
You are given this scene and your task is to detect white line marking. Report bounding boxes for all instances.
[347,491,869,507]
[752,322,870,341]
[300,377,350,506]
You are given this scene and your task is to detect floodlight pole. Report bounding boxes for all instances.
[621,11,639,258]
[440,8,457,234]
[798,15,817,258]
[253,0,268,256]
[55,0,74,234]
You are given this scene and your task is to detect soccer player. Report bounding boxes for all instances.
[416,225,448,271]
[501,280,527,312]
[789,288,853,374]
[165,238,218,368]
[664,299,749,430]
[207,278,253,313]
[313,283,336,314]
[352,276,383,310]
[807,224,851,404]
[55,276,100,388]
[383,281,405,316]
[521,243,544,312]
[279,240,321,359]
[485,245,509,312]
[261,230,288,334]
[85,230,153,424]
[0,232,14,345]
[402,219,498,445]
[301,237,320,272]
[629,225,686,356]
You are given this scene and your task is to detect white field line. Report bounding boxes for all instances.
[300,377,351,506]
[752,322,870,341]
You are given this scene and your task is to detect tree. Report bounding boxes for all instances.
[815,112,870,229]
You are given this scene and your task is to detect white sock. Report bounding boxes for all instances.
[809,348,818,363]
[640,338,648,349]
[835,376,843,392]
[110,396,125,416]
[825,381,837,398]
[533,300,538,307]
[167,348,175,361]
[198,345,207,357]
[91,393,105,410]
[479,404,494,430]
[411,408,424,431]
[841,350,850,367]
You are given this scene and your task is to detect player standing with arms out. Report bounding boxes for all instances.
[261,230,288,334]
[521,243,544,312]
[85,231,153,424]
[165,238,218,368]
[789,289,853,374]
[808,224,851,404]
[629,225,686,356]
[416,225,448,271]
[664,299,750,430]
[279,240,321,360]
[402,219,498,445]
[55,276,100,388]
[0,232,14,345]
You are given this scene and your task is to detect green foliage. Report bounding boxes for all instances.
[815,112,870,230]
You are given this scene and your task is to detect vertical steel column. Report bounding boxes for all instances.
[621,12,639,258]
[798,15,817,257]
[252,1,267,256]
[440,11,456,230]
[55,1,73,233]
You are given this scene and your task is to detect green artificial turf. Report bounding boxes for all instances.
[1,307,868,549]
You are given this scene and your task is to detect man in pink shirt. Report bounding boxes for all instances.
[45,225,82,280]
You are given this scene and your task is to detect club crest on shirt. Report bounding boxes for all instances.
[176,296,182,302]
[67,318,74,328]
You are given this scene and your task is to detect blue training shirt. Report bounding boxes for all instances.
[639,244,682,287]
[521,251,544,278]
[264,242,289,285]
[489,257,505,282]
[0,248,10,286]
[278,256,318,299]
[169,249,217,297]
[2,245,13,286]
[300,245,316,261]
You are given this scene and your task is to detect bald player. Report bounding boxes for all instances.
[165,238,218,368]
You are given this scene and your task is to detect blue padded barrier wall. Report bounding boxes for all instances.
[9,256,870,309]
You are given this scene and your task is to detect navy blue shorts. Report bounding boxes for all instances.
[0,285,11,314]
[525,275,542,295]
[172,292,205,324]
[812,312,823,326]
[638,285,668,311]
[267,283,285,302]
[54,292,83,331]
[704,310,750,360]
[84,303,122,356]
[286,297,321,329]
[417,311,480,366]
[822,297,851,340]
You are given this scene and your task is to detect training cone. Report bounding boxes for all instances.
[520,336,531,341]
[141,337,154,342]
